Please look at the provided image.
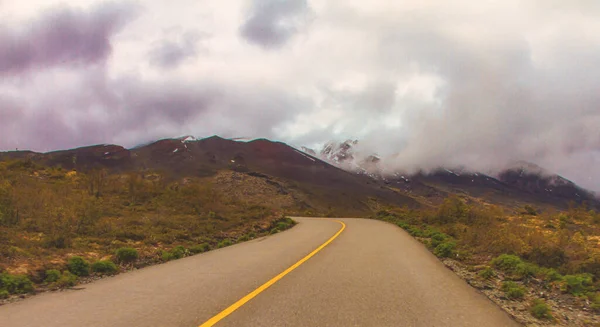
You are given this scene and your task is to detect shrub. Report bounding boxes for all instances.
[0,290,8,299]
[171,246,187,259]
[530,299,552,320]
[162,246,187,261]
[91,260,118,274]
[434,241,456,258]
[282,217,295,225]
[67,256,90,277]
[538,268,563,282]
[276,222,289,231]
[190,243,210,254]
[217,239,233,248]
[515,262,540,280]
[407,226,424,237]
[502,281,526,300]
[56,271,77,287]
[479,267,495,280]
[491,254,522,273]
[115,247,139,263]
[161,251,175,261]
[237,235,250,242]
[430,233,448,248]
[269,228,279,235]
[44,269,61,283]
[562,274,593,295]
[248,232,256,238]
[0,273,34,294]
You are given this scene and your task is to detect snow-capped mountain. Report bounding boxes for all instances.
[321,140,357,164]
[299,139,598,208]
[300,140,384,179]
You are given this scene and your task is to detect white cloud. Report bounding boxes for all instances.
[1,0,600,191]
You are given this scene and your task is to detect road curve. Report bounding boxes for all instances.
[0,218,518,327]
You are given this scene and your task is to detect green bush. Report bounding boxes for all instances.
[115,247,139,263]
[479,267,495,279]
[434,241,456,258]
[562,274,593,295]
[430,233,448,248]
[396,221,410,230]
[44,269,61,283]
[530,299,552,320]
[538,268,563,282]
[171,246,187,259]
[0,273,34,294]
[269,228,279,235]
[217,239,233,248]
[282,217,295,225]
[161,251,175,261]
[248,232,256,238]
[514,262,540,280]
[407,226,424,237]
[276,222,289,231]
[56,271,77,287]
[91,260,118,274]
[237,235,250,242]
[491,254,522,273]
[502,281,526,300]
[67,256,90,277]
[190,243,210,254]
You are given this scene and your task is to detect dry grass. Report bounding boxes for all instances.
[0,160,292,280]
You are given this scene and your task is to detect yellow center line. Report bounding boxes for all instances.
[198,219,346,327]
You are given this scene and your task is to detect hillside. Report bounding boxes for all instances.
[0,136,419,216]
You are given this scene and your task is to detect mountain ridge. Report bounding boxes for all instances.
[298,139,599,209]
[1,136,597,210]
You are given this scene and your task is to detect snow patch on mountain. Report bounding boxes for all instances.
[180,136,197,143]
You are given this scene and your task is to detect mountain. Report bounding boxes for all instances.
[3,136,597,213]
[497,161,596,204]
[320,140,357,165]
[300,141,599,210]
[0,136,419,216]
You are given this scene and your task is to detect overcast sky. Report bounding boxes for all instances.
[1,0,599,190]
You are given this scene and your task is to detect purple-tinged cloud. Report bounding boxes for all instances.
[239,0,312,49]
[148,31,205,69]
[0,2,138,76]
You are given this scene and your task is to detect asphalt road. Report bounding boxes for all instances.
[0,218,518,327]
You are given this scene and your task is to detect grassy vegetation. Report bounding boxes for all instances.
[501,281,526,300]
[530,299,553,320]
[67,256,90,277]
[376,194,600,318]
[0,272,33,298]
[189,243,210,254]
[55,271,77,288]
[0,160,297,295]
[91,260,118,275]
[115,248,139,264]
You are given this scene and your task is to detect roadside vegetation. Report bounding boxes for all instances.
[0,160,296,299]
[376,195,600,324]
